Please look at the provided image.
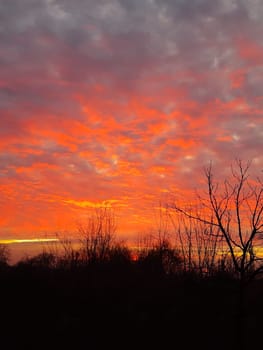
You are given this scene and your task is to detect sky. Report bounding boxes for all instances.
[0,0,263,240]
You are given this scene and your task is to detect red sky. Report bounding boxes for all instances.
[0,0,263,241]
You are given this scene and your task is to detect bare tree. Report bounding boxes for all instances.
[169,160,263,350]
[58,237,81,269]
[78,207,117,264]
[170,214,223,276]
[170,160,263,284]
[137,206,183,275]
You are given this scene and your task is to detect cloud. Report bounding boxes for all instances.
[0,0,262,238]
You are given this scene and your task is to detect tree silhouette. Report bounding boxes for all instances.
[78,206,118,264]
[0,244,10,268]
[170,160,263,284]
[170,160,263,349]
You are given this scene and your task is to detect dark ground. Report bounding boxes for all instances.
[0,262,262,350]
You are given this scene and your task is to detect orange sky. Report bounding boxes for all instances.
[0,0,262,241]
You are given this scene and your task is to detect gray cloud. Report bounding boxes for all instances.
[1,0,263,98]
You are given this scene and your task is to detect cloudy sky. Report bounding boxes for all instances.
[0,0,262,239]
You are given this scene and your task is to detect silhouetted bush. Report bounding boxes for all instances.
[15,251,57,270]
[0,244,10,269]
[137,239,183,275]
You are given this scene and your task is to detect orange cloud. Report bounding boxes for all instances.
[0,1,262,243]
[237,38,263,65]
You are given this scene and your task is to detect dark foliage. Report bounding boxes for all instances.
[0,245,262,350]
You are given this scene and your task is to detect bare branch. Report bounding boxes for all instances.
[169,160,263,284]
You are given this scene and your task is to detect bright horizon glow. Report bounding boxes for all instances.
[0,238,59,245]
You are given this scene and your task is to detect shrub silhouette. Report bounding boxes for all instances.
[137,239,183,275]
[16,251,57,269]
[0,244,10,269]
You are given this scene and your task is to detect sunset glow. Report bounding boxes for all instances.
[0,238,59,245]
[0,0,262,241]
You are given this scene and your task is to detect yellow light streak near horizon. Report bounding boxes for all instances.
[0,238,59,244]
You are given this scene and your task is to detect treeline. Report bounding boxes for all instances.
[0,233,239,350]
[0,228,262,350]
[0,223,234,280]
[0,228,263,349]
